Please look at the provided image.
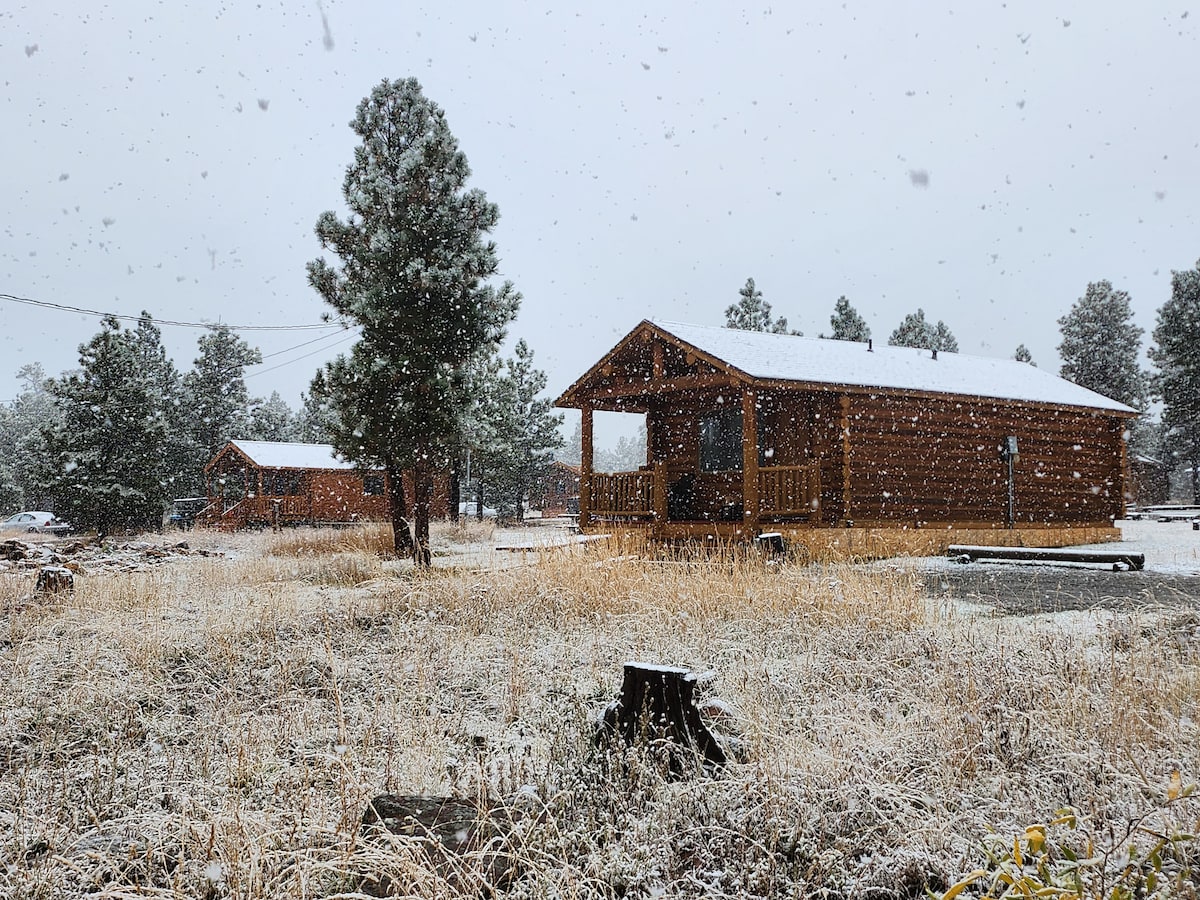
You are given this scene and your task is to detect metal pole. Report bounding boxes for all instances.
[1007,454,1015,529]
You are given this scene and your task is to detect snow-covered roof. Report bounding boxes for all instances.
[651,320,1136,414]
[228,440,360,470]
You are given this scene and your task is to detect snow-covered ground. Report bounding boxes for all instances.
[887,519,1200,624]
[1109,517,1200,575]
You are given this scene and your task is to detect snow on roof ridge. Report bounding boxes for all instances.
[229,439,360,470]
[647,319,1134,414]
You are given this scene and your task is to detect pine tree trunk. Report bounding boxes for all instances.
[449,468,460,523]
[387,464,415,557]
[476,472,484,522]
[413,457,432,568]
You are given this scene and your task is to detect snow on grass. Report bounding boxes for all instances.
[0,523,1197,897]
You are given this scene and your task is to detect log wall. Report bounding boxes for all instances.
[642,387,1126,529]
[834,392,1124,527]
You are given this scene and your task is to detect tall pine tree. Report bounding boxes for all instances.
[725,278,794,334]
[1057,280,1147,409]
[888,308,958,352]
[42,315,175,535]
[472,340,563,521]
[295,374,339,444]
[307,78,519,563]
[822,296,871,341]
[0,364,61,511]
[1150,261,1200,501]
[183,324,263,463]
[249,391,298,442]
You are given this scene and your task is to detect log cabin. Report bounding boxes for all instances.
[197,440,450,529]
[530,461,581,517]
[555,320,1137,557]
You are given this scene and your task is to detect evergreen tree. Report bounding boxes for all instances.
[249,391,298,442]
[822,296,871,342]
[557,420,583,466]
[597,425,648,472]
[1149,261,1200,501]
[295,379,338,444]
[888,308,958,352]
[132,314,197,497]
[1013,344,1036,366]
[183,324,263,463]
[1057,280,1147,409]
[472,340,563,521]
[0,364,61,511]
[0,404,16,512]
[725,278,795,334]
[42,316,175,535]
[459,350,505,519]
[932,320,959,353]
[307,78,519,563]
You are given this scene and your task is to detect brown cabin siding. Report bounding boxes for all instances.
[307,471,391,522]
[641,387,1123,528]
[840,393,1123,526]
[201,442,451,528]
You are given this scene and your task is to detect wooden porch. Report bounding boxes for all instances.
[584,460,820,536]
[197,495,319,530]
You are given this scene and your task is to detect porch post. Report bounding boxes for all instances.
[580,404,593,530]
[742,387,760,535]
[653,460,668,538]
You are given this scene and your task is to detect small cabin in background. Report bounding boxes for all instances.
[556,320,1137,557]
[197,440,450,529]
[1128,454,1170,508]
[531,461,581,517]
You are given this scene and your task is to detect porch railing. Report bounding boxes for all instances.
[203,495,313,528]
[758,462,820,517]
[585,462,819,523]
[590,469,657,518]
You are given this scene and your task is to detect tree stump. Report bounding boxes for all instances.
[599,662,728,773]
[35,566,74,594]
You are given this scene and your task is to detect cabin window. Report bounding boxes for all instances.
[263,470,303,496]
[699,409,742,472]
[363,474,386,496]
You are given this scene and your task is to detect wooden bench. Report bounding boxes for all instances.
[947,544,1145,571]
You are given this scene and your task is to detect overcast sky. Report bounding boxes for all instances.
[3,1,1197,441]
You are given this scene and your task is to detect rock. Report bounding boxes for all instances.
[359,794,519,895]
[68,825,180,891]
[35,566,74,594]
[1,540,29,561]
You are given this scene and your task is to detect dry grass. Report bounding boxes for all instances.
[266,522,396,558]
[1,530,1198,898]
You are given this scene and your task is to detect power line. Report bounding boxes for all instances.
[0,291,345,332]
[246,332,358,379]
[256,325,358,363]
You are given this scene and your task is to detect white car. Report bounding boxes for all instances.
[0,511,71,535]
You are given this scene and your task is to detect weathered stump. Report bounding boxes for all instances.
[35,566,74,594]
[599,662,728,773]
[359,794,518,896]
